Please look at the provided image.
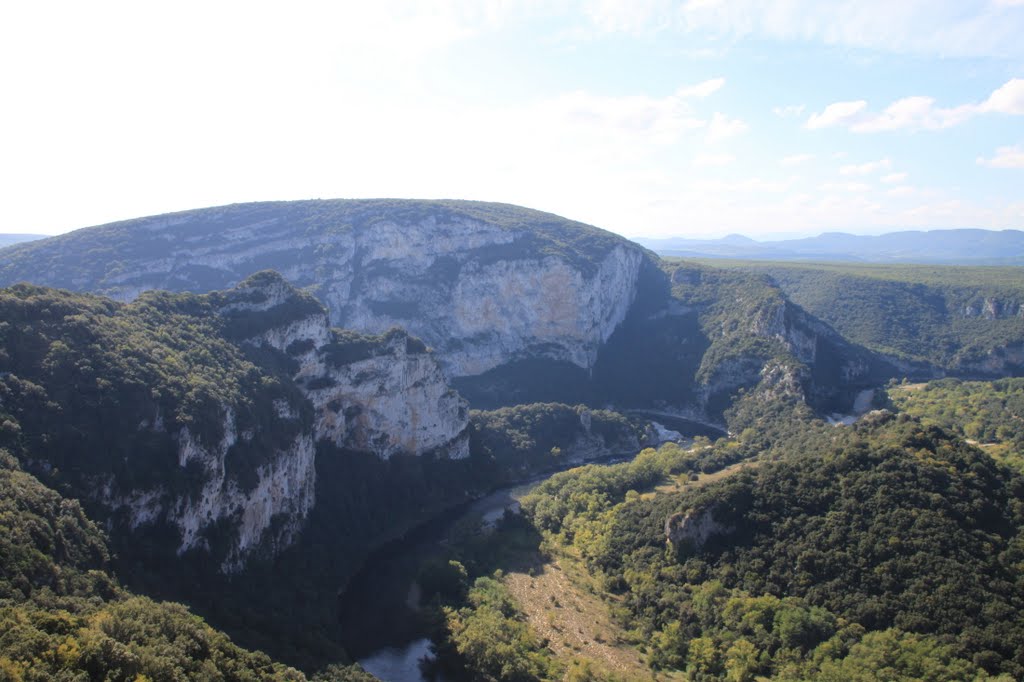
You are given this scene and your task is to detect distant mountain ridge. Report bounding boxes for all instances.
[636,228,1024,264]
[0,233,45,248]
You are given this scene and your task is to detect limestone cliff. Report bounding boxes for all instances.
[168,274,468,568]
[215,271,470,460]
[961,297,1024,319]
[662,263,891,416]
[0,200,648,379]
[114,410,318,572]
[1,273,469,573]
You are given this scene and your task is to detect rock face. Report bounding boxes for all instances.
[216,271,470,461]
[0,200,648,378]
[958,343,1024,376]
[109,272,470,570]
[961,297,1024,320]
[114,413,318,572]
[560,407,643,464]
[697,291,889,412]
[665,506,733,551]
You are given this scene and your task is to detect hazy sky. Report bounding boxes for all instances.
[2,1,1023,239]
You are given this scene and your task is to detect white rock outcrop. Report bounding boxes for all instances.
[665,506,733,550]
[219,273,471,460]
[111,406,317,572]
[108,273,471,571]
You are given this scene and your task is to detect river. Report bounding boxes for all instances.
[344,417,727,681]
[342,478,543,681]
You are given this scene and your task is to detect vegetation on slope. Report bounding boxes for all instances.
[0,282,311,522]
[469,403,642,467]
[593,260,889,417]
[0,450,327,681]
[439,576,559,682]
[454,408,1024,680]
[214,403,644,669]
[0,277,659,671]
[4,249,1024,681]
[699,260,1024,371]
[888,377,1024,474]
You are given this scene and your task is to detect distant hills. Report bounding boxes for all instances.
[0,233,44,248]
[635,228,1024,264]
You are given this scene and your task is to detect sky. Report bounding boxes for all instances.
[1,1,1023,240]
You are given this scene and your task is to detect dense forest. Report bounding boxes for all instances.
[888,377,1024,474]
[428,404,1024,681]
[0,282,312,508]
[0,449,385,681]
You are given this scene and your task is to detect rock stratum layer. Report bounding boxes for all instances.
[0,200,648,377]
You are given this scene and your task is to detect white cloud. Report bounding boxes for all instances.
[678,77,726,98]
[773,104,806,118]
[532,79,727,150]
[977,144,1024,168]
[881,172,909,183]
[851,97,976,132]
[674,0,1024,59]
[887,186,917,197]
[806,79,1024,133]
[584,0,677,34]
[820,182,871,192]
[980,78,1024,114]
[695,177,794,193]
[706,112,749,142]
[540,87,708,147]
[840,159,891,176]
[0,1,1020,240]
[880,184,921,197]
[806,101,867,129]
[570,2,1024,61]
[693,153,736,166]
[780,153,815,166]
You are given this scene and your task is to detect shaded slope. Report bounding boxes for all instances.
[706,260,1024,375]
[0,451,316,680]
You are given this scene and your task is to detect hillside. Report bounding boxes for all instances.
[693,260,1024,376]
[437,409,1024,680]
[638,228,1024,265]
[0,450,385,680]
[4,203,1024,680]
[0,201,893,420]
[0,275,669,670]
[0,273,476,570]
[0,200,650,381]
[887,377,1024,474]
